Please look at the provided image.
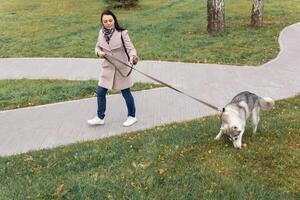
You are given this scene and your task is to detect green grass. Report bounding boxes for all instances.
[0,79,161,111]
[0,94,299,199]
[1,0,300,65]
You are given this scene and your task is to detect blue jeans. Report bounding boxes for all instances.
[96,86,136,119]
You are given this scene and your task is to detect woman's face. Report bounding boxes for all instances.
[102,14,115,29]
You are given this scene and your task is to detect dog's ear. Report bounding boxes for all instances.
[238,101,247,109]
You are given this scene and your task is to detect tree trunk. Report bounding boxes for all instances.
[251,0,264,27]
[207,0,225,33]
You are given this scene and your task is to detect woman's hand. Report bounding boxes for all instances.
[97,50,106,57]
[130,56,139,65]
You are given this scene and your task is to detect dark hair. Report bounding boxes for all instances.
[100,10,125,31]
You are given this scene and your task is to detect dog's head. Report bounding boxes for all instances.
[221,108,243,149]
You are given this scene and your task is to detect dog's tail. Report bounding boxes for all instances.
[258,97,275,110]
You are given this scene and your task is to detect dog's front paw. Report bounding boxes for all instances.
[214,135,221,140]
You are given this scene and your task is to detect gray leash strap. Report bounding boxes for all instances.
[104,54,133,77]
[103,54,221,112]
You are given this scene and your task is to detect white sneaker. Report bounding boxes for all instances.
[123,116,137,127]
[87,116,105,125]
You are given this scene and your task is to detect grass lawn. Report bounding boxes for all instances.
[0,94,299,199]
[0,0,300,65]
[0,79,160,111]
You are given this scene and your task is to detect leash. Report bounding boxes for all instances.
[103,54,222,113]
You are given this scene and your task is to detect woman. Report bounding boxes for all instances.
[88,10,138,127]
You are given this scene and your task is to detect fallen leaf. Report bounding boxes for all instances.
[24,156,33,162]
[159,168,166,174]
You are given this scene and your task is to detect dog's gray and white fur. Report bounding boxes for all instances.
[214,91,275,149]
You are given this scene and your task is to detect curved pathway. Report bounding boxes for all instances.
[0,23,299,156]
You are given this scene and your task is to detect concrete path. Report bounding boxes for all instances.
[0,23,299,156]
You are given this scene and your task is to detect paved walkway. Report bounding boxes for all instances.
[0,23,299,156]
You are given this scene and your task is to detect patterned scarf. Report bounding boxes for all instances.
[103,28,115,44]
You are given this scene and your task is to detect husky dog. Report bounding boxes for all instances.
[214,91,275,149]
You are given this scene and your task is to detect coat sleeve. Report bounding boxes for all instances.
[122,30,137,58]
[95,31,102,56]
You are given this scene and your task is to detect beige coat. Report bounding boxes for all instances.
[95,29,137,90]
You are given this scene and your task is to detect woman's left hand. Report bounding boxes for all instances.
[130,56,139,65]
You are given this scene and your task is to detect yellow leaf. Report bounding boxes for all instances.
[55,184,64,196]
[56,184,64,193]
[24,156,33,162]
[159,168,166,174]
[158,155,165,161]
[132,161,137,168]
